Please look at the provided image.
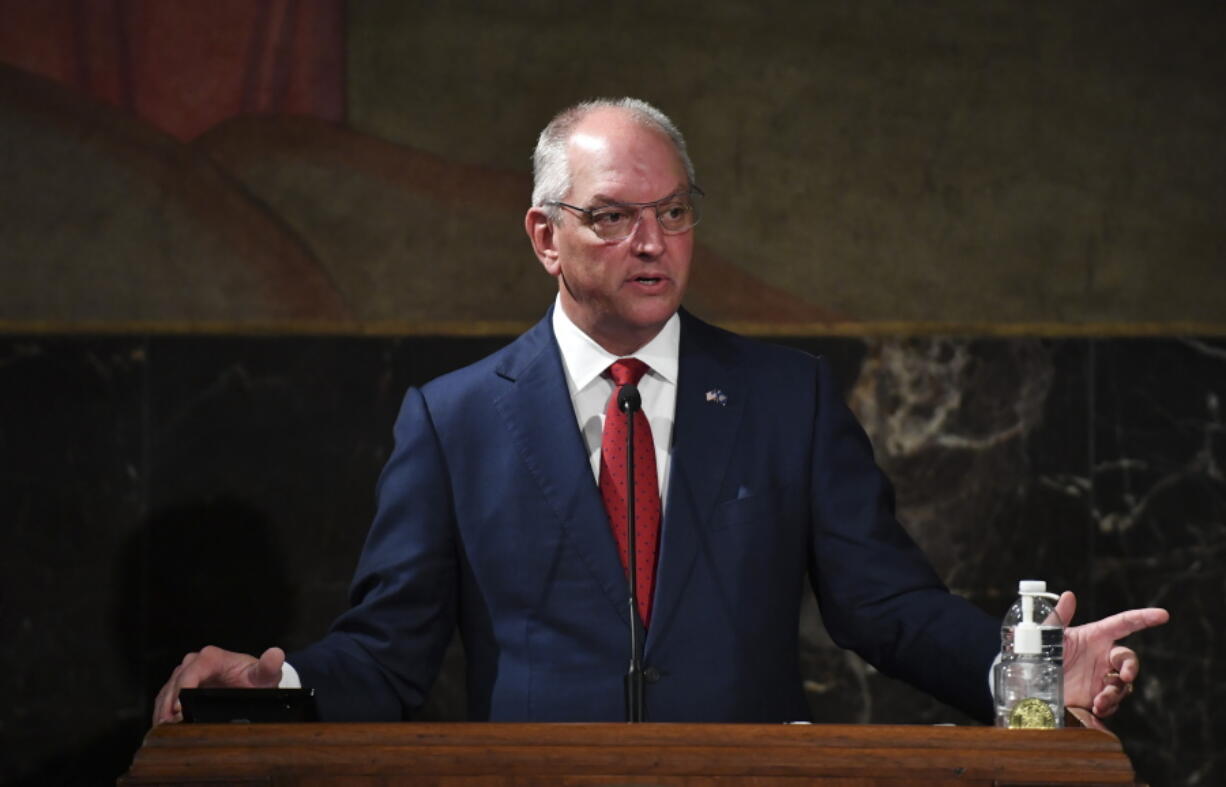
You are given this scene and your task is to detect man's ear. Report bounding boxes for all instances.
[525,207,562,277]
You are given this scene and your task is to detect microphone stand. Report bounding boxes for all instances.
[618,383,645,723]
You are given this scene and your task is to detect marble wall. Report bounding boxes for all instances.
[2,333,1219,786]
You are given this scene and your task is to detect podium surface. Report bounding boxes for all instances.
[121,721,1138,786]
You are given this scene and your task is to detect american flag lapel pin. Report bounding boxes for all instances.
[705,389,728,406]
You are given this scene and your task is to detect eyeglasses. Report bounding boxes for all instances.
[548,186,704,241]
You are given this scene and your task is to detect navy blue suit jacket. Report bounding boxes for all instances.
[291,308,1000,722]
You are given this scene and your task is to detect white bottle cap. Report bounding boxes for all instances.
[1019,580,1047,593]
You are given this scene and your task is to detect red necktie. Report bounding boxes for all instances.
[599,358,661,627]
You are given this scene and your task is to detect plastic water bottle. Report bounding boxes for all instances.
[993,580,1065,728]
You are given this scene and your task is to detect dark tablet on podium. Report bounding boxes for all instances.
[179,688,317,723]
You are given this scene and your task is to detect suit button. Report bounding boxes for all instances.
[644,667,661,683]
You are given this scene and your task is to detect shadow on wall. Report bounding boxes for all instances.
[14,498,295,787]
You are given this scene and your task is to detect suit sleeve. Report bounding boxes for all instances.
[287,386,458,720]
[807,356,1000,722]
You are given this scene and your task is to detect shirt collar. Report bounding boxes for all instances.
[551,295,680,391]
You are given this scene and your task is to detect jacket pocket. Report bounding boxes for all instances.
[711,484,804,531]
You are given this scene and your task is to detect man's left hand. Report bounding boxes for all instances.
[1057,591,1170,718]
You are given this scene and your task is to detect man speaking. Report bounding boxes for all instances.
[155,98,1166,724]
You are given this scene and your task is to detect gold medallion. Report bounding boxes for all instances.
[1009,697,1057,729]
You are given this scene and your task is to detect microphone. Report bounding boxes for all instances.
[618,382,645,723]
[618,383,642,415]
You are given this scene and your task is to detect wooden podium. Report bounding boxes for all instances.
[121,721,1139,786]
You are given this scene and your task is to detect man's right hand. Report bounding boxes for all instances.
[152,645,285,725]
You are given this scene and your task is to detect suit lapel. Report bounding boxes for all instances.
[647,311,745,647]
[492,312,632,625]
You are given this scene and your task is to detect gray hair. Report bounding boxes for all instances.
[531,98,696,219]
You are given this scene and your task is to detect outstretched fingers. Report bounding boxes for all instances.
[1063,602,1168,714]
[1092,608,1170,642]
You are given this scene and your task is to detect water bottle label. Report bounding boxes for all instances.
[1008,697,1058,729]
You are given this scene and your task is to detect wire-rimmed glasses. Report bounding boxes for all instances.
[548,186,704,241]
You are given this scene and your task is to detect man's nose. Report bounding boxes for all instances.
[629,207,666,257]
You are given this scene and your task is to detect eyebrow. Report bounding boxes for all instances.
[587,185,689,207]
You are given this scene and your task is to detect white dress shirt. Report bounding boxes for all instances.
[551,296,679,501]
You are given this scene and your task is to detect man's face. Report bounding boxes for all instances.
[527,109,693,355]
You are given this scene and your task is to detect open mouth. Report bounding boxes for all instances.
[633,276,663,285]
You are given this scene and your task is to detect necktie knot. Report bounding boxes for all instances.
[608,358,650,387]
